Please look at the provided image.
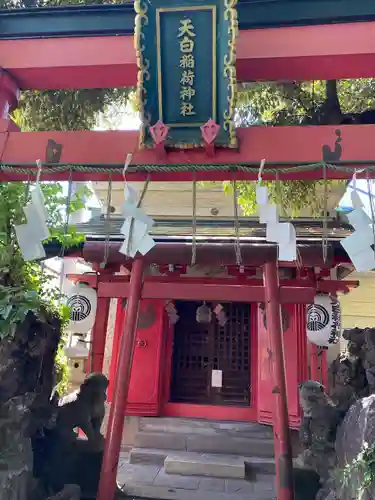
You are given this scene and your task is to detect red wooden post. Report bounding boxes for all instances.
[90,296,111,373]
[264,261,295,500]
[97,256,145,500]
[0,69,19,119]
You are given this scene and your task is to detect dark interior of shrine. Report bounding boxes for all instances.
[170,301,251,407]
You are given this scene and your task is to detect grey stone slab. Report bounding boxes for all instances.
[123,481,272,500]
[119,450,130,460]
[129,447,168,466]
[116,463,160,486]
[253,475,276,493]
[165,452,245,479]
[186,435,274,458]
[153,469,200,490]
[135,431,187,451]
[251,485,277,500]
[140,419,217,436]
[198,477,225,492]
[225,476,276,498]
[225,478,256,494]
[140,417,274,436]
[117,459,129,470]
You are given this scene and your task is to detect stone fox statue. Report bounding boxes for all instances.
[297,380,343,481]
[32,374,109,497]
[328,337,368,412]
[56,372,109,444]
[362,328,375,393]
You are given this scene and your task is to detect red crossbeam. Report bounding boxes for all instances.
[0,124,373,181]
[97,280,316,303]
[66,273,359,295]
[2,22,375,89]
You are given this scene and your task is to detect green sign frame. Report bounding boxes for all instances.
[134,0,238,149]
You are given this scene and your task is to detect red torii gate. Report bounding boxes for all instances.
[0,11,372,500]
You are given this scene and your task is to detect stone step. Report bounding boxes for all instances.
[164,452,245,479]
[129,447,168,466]
[134,431,187,451]
[164,453,245,479]
[117,463,276,500]
[134,431,275,458]
[129,448,276,476]
[140,417,274,439]
[244,457,276,476]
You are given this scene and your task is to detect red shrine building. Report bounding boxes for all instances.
[68,215,356,431]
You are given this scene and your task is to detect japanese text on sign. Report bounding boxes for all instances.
[179,18,196,117]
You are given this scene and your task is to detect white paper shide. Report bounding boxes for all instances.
[119,184,156,258]
[340,188,375,272]
[15,184,50,261]
[256,184,297,261]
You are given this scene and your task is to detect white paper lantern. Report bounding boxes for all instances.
[306,294,341,347]
[66,283,97,334]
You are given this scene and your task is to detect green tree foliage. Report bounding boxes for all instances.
[0,0,131,395]
[14,88,131,132]
[233,79,375,216]
[0,181,90,393]
[236,79,375,126]
[3,0,132,131]
[0,182,88,295]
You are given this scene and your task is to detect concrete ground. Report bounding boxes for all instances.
[117,452,276,500]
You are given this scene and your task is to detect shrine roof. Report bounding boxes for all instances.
[73,215,351,243]
[42,216,353,267]
[1,1,375,40]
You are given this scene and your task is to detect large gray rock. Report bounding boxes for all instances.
[0,395,34,500]
[334,394,375,500]
[297,381,342,481]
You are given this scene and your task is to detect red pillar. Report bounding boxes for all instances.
[0,69,19,119]
[97,256,145,500]
[90,296,111,373]
[264,261,295,500]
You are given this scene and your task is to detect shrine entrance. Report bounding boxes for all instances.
[170,301,251,407]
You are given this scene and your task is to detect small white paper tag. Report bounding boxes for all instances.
[31,185,48,222]
[351,189,364,210]
[137,232,156,255]
[259,204,278,224]
[119,218,155,257]
[121,203,155,228]
[124,183,138,206]
[23,203,50,241]
[266,223,280,243]
[211,370,223,388]
[278,242,297,262]
[214,304,223,315]
[341,229,374,255]
[15,224,46,261]
[347,208,372,230]
[277,222,295,244]
[256,185,268,205]
[349,247,375,272]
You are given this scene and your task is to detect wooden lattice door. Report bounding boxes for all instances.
[170,301,251,406]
